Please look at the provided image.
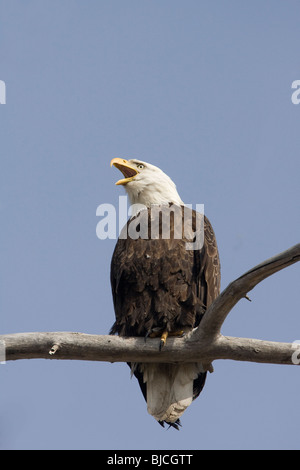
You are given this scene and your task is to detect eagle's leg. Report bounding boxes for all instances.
[159,330,185,350]
[159,330,169,350]
[145,327,162,342]
[146,328,185,349]
[145,328,168,349]
[169,330,185,337]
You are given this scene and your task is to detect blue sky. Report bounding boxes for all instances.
[1,0,299,450]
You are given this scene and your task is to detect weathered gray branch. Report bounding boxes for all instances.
[1,331,300,366]
[192,243,300,342]
[1,243,299,367]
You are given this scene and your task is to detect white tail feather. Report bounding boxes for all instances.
[139,363,204,423]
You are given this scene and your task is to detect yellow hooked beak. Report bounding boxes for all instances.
[110,158,139,185]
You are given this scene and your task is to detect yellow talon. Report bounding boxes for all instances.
[159,331,169,350]
[147,329,185,350]
[171,330,184,337]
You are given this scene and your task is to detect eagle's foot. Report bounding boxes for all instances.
[159,330,185,350]
[170,330,185,338]
[146,328,185,350]
[144,327,162,342]
[159,330,169,350]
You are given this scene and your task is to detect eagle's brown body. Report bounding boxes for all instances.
[110,204,220,428]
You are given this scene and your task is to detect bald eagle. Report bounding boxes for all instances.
[110,158,220,429]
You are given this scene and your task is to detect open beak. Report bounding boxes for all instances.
[110,158,139,185]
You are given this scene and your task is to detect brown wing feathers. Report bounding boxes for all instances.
[110,206,220,337]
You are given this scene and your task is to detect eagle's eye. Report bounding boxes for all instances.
[137,164,144,170]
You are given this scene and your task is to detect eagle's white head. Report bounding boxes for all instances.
[110,158,184,207]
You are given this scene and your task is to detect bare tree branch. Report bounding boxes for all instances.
[1,244,299,368]
[192,243,300,341]
[1,331,299,366]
